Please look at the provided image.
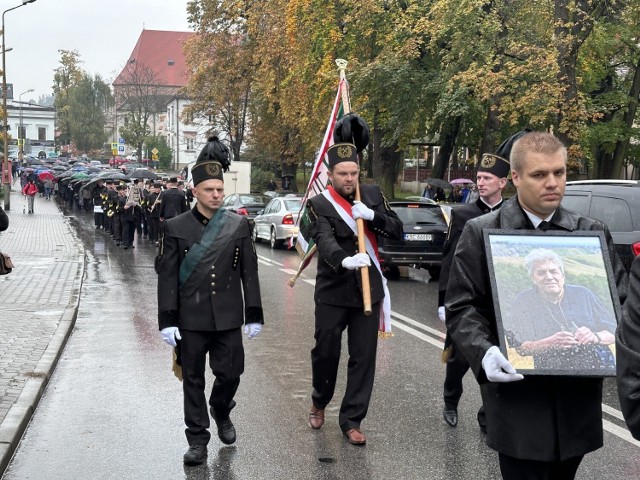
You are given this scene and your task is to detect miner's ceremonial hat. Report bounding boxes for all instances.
[479,129,531,178]
[326,143,358,168]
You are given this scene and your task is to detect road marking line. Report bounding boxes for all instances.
[391,315,638,448]
[258,259,271,266]
[603,419,640,447]
[279,268,299,275]
[303,279,316,286]
[391,320,444,349]
[257,255,284,267]
[391,311,446,339]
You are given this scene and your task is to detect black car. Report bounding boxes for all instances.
[561,180,640,271]
[377,200,449,279]
[221,193,270,224]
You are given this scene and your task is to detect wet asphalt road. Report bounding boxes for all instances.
[3,211,640,479]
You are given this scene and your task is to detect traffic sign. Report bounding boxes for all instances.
[151,148,159,155]
[152,153,159,160]
[118,145,125,154]
[118,137,125,144]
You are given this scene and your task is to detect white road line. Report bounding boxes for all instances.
[391,311,446,340]
[258,259,271,266]
[303,279,316,286]
[603,419,640,447]
[279,268,299,275]
[391,314,637,448]
[391,320,444,349]
[257,255,284,267]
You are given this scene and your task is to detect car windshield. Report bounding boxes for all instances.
[284,199,302,212]
[393,205,446,225]
[240,195,268,205]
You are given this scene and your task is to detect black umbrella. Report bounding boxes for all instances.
[127,169,158,180]
[424,178,452,190]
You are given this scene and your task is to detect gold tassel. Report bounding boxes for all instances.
[172,348,183,381]
[378,331,395,339]
[441,345,453,364]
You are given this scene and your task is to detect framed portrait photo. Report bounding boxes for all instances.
[484,229,621,377]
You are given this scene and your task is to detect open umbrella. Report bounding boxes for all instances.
[424,178,452,190]
[38,171,55,181]
[127,169,158,180]
[450,178,475,185]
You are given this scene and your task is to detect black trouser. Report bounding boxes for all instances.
[498,453,584,480]
[149,217,160,242]
[122,218,135,247]
[113,214,122,242]
[311,301,380,432]
[139,212,148,236]
[443,341,487,429]
[180,328,244,446]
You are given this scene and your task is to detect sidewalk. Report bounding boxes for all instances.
[0,189,85,474]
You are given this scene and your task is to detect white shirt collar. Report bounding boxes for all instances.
[523,209,555,229]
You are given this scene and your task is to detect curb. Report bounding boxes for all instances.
[0,206,86,475]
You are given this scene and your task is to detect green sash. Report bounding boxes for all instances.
[179,208,228,289]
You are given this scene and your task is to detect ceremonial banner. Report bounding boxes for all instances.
[287,78,346,277]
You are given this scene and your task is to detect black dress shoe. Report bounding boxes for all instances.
[210,408,236,445]
[183,445,207,466]
[443,409,458,427]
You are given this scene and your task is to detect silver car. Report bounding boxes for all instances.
[253,196,302,249]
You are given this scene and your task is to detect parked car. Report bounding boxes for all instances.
[253,197,302,249]
[221,193,270,226]
[377,200,449,279]
[561,180,640,271]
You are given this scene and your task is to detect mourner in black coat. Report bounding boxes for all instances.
[617,255,640,440]
[156,154,264,466]
[437,130,527,431]
[159,178,189,221]
[306,139,402,446]
[445,132,628,480]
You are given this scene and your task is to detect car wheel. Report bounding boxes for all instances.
[385,265,400,280]
[270,228,283,249]
[428,266,441,280]
[252,225,260,243]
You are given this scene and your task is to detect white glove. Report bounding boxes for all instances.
[244,323,262,339]
[341,253,371,270]
[438,306,446,323]
[482,346,524,383]
[160,326,181,347]
[352,201,375,221]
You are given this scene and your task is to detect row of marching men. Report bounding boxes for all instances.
[92,177,190,250]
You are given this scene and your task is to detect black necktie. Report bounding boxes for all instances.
[538,220,551,231]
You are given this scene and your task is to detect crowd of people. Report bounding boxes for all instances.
[422,182,480,203]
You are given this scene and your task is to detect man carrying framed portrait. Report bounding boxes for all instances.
[445,131,628,480]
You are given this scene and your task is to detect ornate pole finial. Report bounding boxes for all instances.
[336,59,348,72]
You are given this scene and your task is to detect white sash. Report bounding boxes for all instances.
[321,190,392,335]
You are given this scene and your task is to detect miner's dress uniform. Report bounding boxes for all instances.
[157,207,263,446]
[308,184,402,432]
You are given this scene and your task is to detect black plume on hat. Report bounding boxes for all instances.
[196,136,230,172]
[495,128,532,161]
[333,113,370,153]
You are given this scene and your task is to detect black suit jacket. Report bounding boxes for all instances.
[308,184,402,307]
[445,196,628,462]
[159,188,188,220]
[156,208,263,332]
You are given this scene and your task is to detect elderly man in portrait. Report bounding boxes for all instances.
[506,248,616,371]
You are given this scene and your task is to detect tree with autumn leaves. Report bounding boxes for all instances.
[184,0,640,196]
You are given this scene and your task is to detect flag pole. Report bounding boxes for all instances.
[336,59,372,316]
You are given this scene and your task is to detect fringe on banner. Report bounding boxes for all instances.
[441,345,453,364]
[172,348,183,381]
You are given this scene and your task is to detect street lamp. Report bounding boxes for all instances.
[2,0,37,211]
[18,88,33,156]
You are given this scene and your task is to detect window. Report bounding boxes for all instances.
[186,138,194,150]
[590,196,633,232]
[38,127,46,141]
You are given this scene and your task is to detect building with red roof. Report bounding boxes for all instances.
[112,29,211,169]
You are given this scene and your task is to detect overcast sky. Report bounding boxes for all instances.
[6,0,192,103]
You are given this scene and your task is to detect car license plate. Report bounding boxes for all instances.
[404,233,432,241]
